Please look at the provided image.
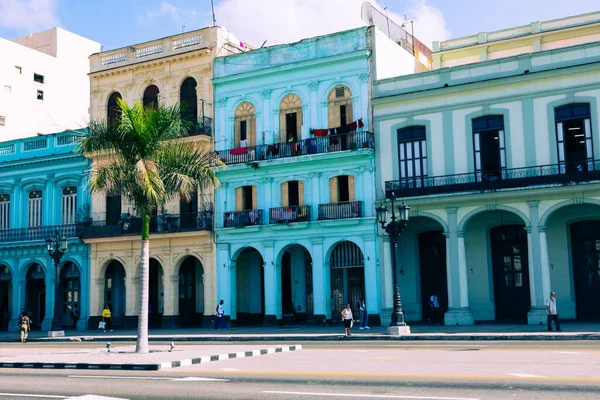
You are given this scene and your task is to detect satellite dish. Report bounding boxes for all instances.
[361,1,374,26]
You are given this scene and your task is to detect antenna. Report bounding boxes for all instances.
[181,24,185,33]
[211,0,216,26]
[260,40,268,48]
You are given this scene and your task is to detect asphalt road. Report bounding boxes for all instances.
[1,341,599,400]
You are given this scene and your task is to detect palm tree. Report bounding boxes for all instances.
[79,99,222,353]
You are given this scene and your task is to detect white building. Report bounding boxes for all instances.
[0,27,100,141]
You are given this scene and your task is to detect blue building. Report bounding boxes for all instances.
[213,27,426,326]
[0,130,90,331]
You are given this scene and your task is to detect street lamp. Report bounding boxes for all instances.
[46,228,69,333]
[376,192,410,335]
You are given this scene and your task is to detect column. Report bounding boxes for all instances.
[310,173,321,221]
[262,178,273,225]
[44,176,54,226]
[526,201,549,325]
[228,263,237,321]
[262,242,278,325]
[444,207,474,325]
[308,81,318,129]
[359,73,369,131]
[379,235,393,326]
[42,271,55,331]
[216,243,232,319]
[539,229,552,304]
[364,236,380,325]
[261,90,271,145]
[311,238,326,323]
[216,98,227,151]
[11,183,20,228]
[9,278,24,328]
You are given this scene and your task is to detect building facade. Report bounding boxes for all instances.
[373,12,600,325]
[0,130,90,331]
[84,27,246,328]
[0,28,100,141]
[213,27,427,326]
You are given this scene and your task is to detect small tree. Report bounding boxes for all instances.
[79,99,222,353]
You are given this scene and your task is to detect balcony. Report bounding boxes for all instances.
[269,206,311,224]
[188,117,212,137]
[318,201,363,221]
[223,210,264,228]
[385,161,600,199]
[80,212,213,239]
[217,131,374,165]
[0,224,78,244]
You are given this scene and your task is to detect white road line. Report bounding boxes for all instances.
[221,368,240,371]
[68,375,228,382]
[553,351,583,354]
[506,373,548,378]
[0,394,66,399]
[262,391,479,400]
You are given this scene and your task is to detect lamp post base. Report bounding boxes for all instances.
[387,325,411,336]
[48,330,65,338]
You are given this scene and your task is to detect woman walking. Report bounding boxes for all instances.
[341,304,354,337]
[18,312,31,343]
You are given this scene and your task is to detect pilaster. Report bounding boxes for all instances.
[311,238,326,323]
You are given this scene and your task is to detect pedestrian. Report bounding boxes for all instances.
[429,291,440,324]
[358,299,369,329]
[545,291,562,332]
[17,312,31,343]
[214,299,227,330]
[102,305,113,332]
[341,303,353,337]
[71,304,80,329]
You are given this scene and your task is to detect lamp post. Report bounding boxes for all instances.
[376,192,411,336]
[46,228,69,333]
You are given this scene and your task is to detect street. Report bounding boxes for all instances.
[1,341,600,399]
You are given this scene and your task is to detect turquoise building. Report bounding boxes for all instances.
[0,130,90,331]
[212,27,425,326]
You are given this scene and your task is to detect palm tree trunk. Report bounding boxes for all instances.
[135,211,151,353]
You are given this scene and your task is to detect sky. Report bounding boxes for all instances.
[0,0,598,52]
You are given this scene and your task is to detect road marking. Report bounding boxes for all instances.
[0,394,66,399]
[506,373,548,378]
[262,391,479,400]
[65,396,129,400]
[553,351,583,354]
[221,368,240,371]
[67,375,227,382]
[171,377,229,382]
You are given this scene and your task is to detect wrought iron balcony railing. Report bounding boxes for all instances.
[269,205,311,224]
[80,211,213,238]
[217,131,374,165]
[0,224,79,244]
[222,210,264,228]
[188,117,212,136]
[385,160,600,199]
[318,201,363,221]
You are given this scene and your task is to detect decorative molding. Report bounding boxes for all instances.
[573,196,584,205]
[359,73,369,82]
[217,98,227,107]
[308,81,319,91]
[261,177,274,184]
[486,203,497,211]
[308,172,322,178]
[260,89,272,99]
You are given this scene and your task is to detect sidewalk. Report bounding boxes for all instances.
[1,321,599,343]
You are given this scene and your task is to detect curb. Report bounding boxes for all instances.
[0,344,302,371]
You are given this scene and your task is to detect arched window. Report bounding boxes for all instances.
[180,78,198,131]
[107,92,122,124]
[328,86,353,128]
[62,186,77,225]
[143,85,159,109]
[279,94,302,143]
[28,190,42,227]
[397,126,428,187]
[235,102,256,147]
[555,103,593,173]
[0,193,9,230]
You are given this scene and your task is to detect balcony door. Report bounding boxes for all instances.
[555,103,593,173]
[28,190,43,228]
[0,193,9,230]
[473,116,505,182]
[397,126,428,189]
[105,193,122,226]
[179,191,198,230]
[285,113,298,143]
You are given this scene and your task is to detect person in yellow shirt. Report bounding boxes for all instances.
[101,305,113,332]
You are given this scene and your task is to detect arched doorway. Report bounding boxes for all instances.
[279,245,312,323]
[571,220,600,319]
[329,241,365,320]
[279,94,302,144]
[143,85,159,109]
[25,264,46,330]
[180,77,198,130]
[149,258,164,328]
[105,261,126,327]
[418,230,448,322]
[107,92,122,124]
[0,265,12,331]
[60,262,80,327]
[178,256,204,327]
[236,248,264,325]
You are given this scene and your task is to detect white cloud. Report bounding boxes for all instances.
[0,0,59,33]
[138,1,200,28]
[213,0,449,49]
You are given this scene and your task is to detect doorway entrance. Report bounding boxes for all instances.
[178,256,204,327]
[149,259,164,328]
[329,241,365,321]
[418,230,448,322]
[105,261,126,327]
[280,246,313,323]
[0,265,12,331]
[570,221,600,319]
[236,248,264,325]
[491,225,530,321]
[25,264,46,330]
[60,263,80,327]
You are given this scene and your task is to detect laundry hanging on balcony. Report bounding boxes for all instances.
[310,118,364,137]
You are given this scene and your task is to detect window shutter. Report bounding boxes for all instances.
[281,182,289,207]
[249,117,256,147]
[329,177,338,203]
[252,186,258,210]
[279,113,287,143]
[235,187,243,211]
[298,181,305,206]
[234,120,240,148]
[348,176,355,201]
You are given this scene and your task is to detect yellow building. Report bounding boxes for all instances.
[84,27,246,328]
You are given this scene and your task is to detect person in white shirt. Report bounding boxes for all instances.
[341,304,353,337]
[545,291,562,332]
[214,299,227,330]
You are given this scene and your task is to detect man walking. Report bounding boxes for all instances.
[214,299,227,330]
[545,291,562,332]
